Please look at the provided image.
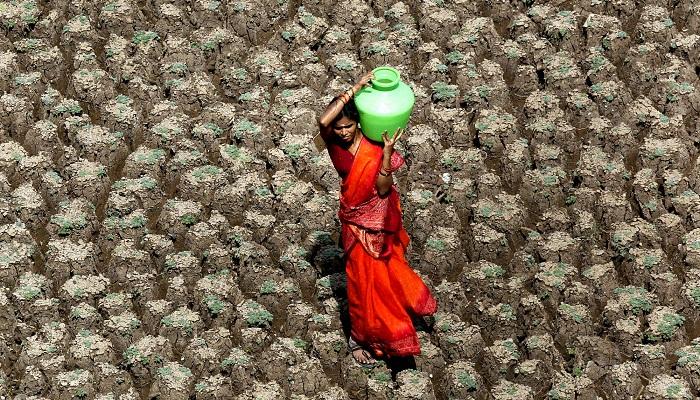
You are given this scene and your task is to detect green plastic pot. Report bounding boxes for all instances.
[354,66,415,142]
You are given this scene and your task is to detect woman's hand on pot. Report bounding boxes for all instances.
[357,71,373,88]
[381,127,404,154]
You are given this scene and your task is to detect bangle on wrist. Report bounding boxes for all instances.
[379,168,391,177]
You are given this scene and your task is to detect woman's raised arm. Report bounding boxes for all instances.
[318,96,347,131]
[317,71,374,129]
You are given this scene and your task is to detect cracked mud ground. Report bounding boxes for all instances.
[2,0,700,398]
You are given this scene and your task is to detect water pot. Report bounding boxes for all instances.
[354,66,415,142]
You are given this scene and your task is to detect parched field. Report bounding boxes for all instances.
[2,0,700,398]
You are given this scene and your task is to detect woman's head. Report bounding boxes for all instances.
[331,97,360,143]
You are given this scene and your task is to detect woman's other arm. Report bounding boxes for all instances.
[376,128,404,197]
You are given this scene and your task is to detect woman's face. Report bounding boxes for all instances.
[333,116,357,143]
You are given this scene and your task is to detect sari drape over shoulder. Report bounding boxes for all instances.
[326,133,438,357]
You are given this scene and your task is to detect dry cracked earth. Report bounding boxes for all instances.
[3,0,700,398]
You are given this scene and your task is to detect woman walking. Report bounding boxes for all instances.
[317,71,438,365]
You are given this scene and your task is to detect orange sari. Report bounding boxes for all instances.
[328,133,437,357]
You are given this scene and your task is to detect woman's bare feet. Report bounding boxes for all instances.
[352,347,376,365]
[349,336,376,365]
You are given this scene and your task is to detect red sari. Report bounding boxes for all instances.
[326,132,438,357]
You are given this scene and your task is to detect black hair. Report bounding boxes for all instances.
[330,96,360,123]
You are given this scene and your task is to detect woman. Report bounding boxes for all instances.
[317,71,438,365]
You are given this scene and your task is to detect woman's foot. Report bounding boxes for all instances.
[349,336,376,366]
[351,347,376,365]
